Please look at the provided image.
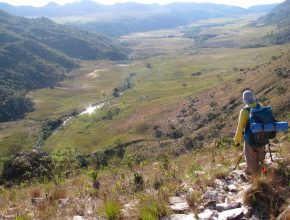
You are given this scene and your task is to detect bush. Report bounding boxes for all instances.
[41,118,63,140]
[184,137,194,150]
[134,172,144,192]
[153,125,162,138]
[168,128,183,139]
[1,151,55,185]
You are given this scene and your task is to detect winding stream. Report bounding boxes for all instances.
[34,73,135,148]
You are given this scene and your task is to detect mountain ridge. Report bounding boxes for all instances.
[0,1,280,37]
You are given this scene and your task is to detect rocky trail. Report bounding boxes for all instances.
[162,145,285,220]
[70,144,287,220]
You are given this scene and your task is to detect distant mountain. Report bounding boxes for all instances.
[72,2,250,37]
[0,1,155,17]
[258,0,290,44]
[0,10,126,122]
[0,1,280,37]
[258,0,289,25]
[248,4,279,13]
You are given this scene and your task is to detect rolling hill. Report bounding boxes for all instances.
[0,10,126,122]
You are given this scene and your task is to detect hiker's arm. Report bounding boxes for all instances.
[234,109,248,145]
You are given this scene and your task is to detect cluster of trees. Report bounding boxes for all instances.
[0,87,34,122]
[112,73,135,97]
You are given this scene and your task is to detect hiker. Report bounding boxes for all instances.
[234,90,265,176]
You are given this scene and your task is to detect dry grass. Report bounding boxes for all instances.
[0,137,289,219]
[186,190,203,213]
[29,187,42,198]
[244,141,290,219]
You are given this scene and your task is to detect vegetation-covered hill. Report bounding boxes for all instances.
[258,0,290,44]
[0,0,278,37]
[0,10,126,122]
[259,0,289,25]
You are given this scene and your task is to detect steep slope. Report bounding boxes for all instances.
[0,10,126,122]
[258,0,290,44]
[259,0,289,25]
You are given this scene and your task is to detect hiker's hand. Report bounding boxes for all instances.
[235,143,240,147]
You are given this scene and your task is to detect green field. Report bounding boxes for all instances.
[0,16,288,157]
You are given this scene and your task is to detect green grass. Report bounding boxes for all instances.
[102,200,122,220]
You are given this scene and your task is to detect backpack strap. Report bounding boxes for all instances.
[243,102,260,112]
[243,107,251,112]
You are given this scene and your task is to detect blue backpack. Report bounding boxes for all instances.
[244,104,277,147]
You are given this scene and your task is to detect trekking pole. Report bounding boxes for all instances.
[268,143,274,162]
[234,152,244,170]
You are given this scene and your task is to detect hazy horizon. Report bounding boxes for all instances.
[0,0,285,8]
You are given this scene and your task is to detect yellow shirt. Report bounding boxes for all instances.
[234,102,258,145]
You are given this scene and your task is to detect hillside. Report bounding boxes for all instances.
[0,1,278,37]
[0,12,289,220]
[0,10,126,122]
[258,0,290,44]
[259,0,289,25]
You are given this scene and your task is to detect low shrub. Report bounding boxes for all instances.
[1,150,55,185]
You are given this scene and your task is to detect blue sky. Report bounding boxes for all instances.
[0,0,285,8]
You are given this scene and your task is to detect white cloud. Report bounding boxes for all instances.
[0,0,285,8]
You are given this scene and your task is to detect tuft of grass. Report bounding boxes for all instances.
[30,187,42,198]
[138,195,169,220]
[15,214,33,220]
[102,199,122,220]
[139,201,168,220]
[186,191,202,213]
[50,186,67,201]
[213,168,230,179]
